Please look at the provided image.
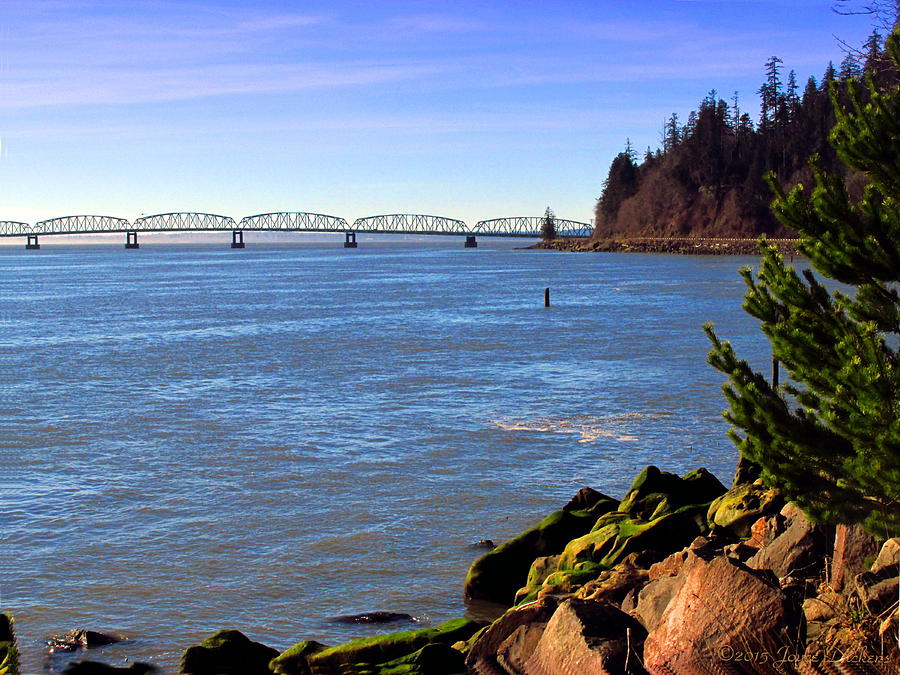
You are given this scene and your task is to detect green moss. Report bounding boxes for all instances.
[464,494,617,605]
[309,618,479,671]
[706,480,784,538]
[0,614,18,675]
[270,640,328,675]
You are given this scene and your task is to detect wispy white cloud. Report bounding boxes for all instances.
[1,60,451,107]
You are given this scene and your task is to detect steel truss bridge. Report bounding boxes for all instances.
[0,212,592,249]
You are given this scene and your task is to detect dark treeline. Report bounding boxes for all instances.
[593,29,899,239]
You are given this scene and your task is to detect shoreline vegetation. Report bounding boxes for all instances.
[6,461,897,674]
[531,237,800,256]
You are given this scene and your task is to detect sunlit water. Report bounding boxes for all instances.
[0,240,771,673]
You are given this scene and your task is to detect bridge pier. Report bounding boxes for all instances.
[231,230,245,248]
[344,231,358,248]
[125,231,139,249]
[25,234,40,250]
[464,235,477,248]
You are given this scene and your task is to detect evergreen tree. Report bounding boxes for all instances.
[704,30,900,537]
[540,206,557,241]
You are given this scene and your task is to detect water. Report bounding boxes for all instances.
[0,240,770,673]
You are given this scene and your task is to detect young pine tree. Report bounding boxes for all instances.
[704,30,900,538]
[540,206,557,241]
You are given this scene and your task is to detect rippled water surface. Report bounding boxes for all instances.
[1,241,771,672]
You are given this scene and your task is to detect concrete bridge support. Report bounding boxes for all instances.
[344,231,358,248]
[464,235,477,248]
[25,234,40,249]
[231,230,245,248]
[125,231,139,249]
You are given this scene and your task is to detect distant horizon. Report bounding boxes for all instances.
[0,1,882,226]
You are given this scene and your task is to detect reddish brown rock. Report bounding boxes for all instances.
[747,504,828,579]
[831,524,880,591]
[523,598,648,675]
[465,596,558,675]
[643,555,803,675]
[647,535,721,581]
[632,575,686,634]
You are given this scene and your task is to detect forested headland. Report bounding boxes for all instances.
[592,30,899,240]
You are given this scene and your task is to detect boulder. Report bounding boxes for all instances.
[180,630,279,675]
[632,575,686,634]
[466,597,558,675]
[706,479,784,538]
[747,503,828,579]
[47,630,123,653]
[647,535,723,581]
[872,537,900,574]
[308,617,480,673]
[831,523,879,591]
[618,466,726,521]
[514,555,561,604]
[574,551,659,605]
[643,555,803,675]
[495,624,547,675]
[523,598,648,675]
[357,643,467,675]
[854,563,900,614]
[464,488,618,605]
[0,614,18,675]
[559,505,709,572]
[62,662,156,675]
[270,641,329,675]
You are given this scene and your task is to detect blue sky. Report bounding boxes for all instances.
[0,0,881,227]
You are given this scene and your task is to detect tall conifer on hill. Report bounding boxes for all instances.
[704,30,900,538]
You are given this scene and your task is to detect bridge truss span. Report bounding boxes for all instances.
[32,215,132,235]
[475,217,592,238]
[353,213,470,234]
[0,221,32,236]
[133,212,237,231]
[238,212,350,232]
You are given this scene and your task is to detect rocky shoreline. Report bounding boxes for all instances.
[4,462,897,675]
[531,237,800,256]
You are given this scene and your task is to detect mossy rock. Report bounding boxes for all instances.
[337,643,467,675]
[514,555,561,603]
[270,640,329,675]
[560,504,710,571]
[463,488,618,605]
[539,562,606,596]
[618,466,726,521]
[180,629,279,675]
[0,614,18,675]
[308,618,479,673]
[707,479,784,538]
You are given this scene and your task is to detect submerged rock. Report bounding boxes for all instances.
[47,629,123,653]
[179,629,278,675]
[327,611,415,625]
[62,661,156,675]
